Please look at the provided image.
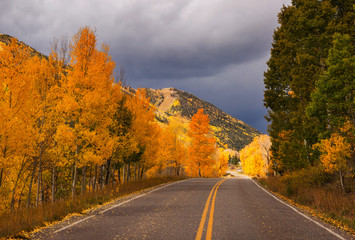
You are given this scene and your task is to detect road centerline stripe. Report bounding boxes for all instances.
[195,179,225,240]
[206,179,226,240]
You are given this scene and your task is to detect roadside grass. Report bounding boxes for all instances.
[257,172,355,235]
[0,176,186,239]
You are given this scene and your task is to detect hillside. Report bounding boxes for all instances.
[0,34,260,151]
[145,88,260,151]
[0,34,47,59]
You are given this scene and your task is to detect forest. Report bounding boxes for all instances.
[0,27,228,216]
[238,0,354,232]
[263,0,354,188]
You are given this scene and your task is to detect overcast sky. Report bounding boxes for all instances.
[1,0,291,133]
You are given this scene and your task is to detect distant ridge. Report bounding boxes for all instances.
[145,87,260,151]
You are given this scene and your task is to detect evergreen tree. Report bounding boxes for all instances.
[308,33,355,136]
[264,0,333,173]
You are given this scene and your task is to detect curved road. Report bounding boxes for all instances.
[33,177,353,240]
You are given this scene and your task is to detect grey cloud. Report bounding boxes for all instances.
[0,0,291,133]
[132,56,270,133]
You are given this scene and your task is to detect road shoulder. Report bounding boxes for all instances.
[250,177,354,240]
[31,178,190,239]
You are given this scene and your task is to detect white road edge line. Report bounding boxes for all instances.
[100,179,190,214]
[53,215,95,234]
[250,178,346,240]
[53,179,190,234]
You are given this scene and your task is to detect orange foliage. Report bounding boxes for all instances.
[0,27,231,213]
[127,89,161,172]
[186,109,216,177]
[58,26,120,168]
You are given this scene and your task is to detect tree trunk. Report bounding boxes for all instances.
[339,170,345,191]
[111,165,115,186]
[81,165,86,194]
[93,165,97,192]
[36,158,43,206]
[105,159,111,185]
[72,161,77,198]
[51,164,56,203]
[27,159,37,207]
[134,163,137,181]
[140,166,144,179]
[88,166,92,192]
[10,157,26,210]
[100,165,104,189]
[17,173,30,209]
[122,164,125,184]
[117,166,121,184]
[0,168,3,188]
[127,162,130,182]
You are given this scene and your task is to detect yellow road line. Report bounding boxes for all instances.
[195,179,226,240]
[206,179,226,240]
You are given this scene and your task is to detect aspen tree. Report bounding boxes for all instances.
[187,109,216,177]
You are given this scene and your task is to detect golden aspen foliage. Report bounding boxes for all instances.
[315,131,352,190]
[186,109,216,177]
[0,38,33,164]
[240,135,271,177]
[59,26,118,169]
[148,120,187,177]
[0,38,37,210]
[0,28,199,212]
[214,149,229,177]
[0,27,244,213]
[127,89,161,175]
[166,117,187,176]
[146,127,173,177]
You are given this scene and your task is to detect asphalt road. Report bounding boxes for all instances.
[33,177,353,240]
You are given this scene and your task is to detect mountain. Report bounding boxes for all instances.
[0,34,260,151]
[145,88,260,151]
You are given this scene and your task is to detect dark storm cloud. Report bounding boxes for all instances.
[133,56,269,132]
[0,0,291,133]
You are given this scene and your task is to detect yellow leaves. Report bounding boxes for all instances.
[128,89,157,146]
[215,150,229,177]
[172,99,180,107]
[315,132,352,174]
[240,135,271,177]
[0,37,35,165]
[82,151,102,166]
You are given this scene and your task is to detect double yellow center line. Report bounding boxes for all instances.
[195,179,227,240]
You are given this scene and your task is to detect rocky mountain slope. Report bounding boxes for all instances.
[145,88,260,151]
